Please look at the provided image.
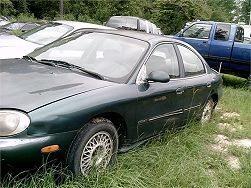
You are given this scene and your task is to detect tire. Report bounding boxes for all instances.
[67,121,118,176]
[201,98,215,124]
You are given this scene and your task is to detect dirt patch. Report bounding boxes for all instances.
[226,155,241,170]
[233,139,251,149]
[218,123,236,132]
[213,134,251,149]
[221,112,240,120]
[210,134,251,170]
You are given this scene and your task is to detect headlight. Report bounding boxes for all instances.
[0,110,30,136]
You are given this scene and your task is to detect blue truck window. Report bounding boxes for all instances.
[183,24,211,39]
[235,27,244,43]
[214,24,231,41]
[177,45,205,77]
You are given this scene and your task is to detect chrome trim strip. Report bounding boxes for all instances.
[184,104,201,111]
[138,109,183,124]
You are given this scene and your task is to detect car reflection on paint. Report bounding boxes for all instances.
[0,29,222,176]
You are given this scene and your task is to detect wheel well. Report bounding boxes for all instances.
[211,93,218,108]
[90,112,127,147]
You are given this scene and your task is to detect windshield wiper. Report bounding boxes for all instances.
[23,56,56,66]
[40,59,104,80]
[23,55,38,62]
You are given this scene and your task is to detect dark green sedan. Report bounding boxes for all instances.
[0,30,222,176]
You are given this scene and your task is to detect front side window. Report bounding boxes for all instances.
[177,45,205,77]
[214,24,231,41]
[29,32,148,83]
[183,24,212,39]
[146,44,179,78]
[20,23,73,45]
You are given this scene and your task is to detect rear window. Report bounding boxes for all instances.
[106,17,138,30]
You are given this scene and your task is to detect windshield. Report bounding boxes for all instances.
[29,32,148,83]
[20,22,73,45]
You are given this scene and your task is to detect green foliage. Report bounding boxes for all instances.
[0,0,14,16]
[0,0,249,34]
[16,13,38,22]
[240,0,251,24]
[152,0,211,34]
[206,0,237,22]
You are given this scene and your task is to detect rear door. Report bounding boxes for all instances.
[176,44,212,120]
[208,23,233,70]
[230,26,251,78]
[178,23,212,57]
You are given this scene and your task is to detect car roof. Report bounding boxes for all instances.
[109,16,145,20]
[190,21,239,26]
[74,29,184,44]
[53,20,114,30]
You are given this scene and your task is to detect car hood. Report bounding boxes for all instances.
[0,59,115,112]
[0,34,40,59]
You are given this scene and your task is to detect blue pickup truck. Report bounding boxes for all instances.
[174,21,250,79]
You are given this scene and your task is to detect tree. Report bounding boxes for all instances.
[153,0,211,34]
[0,0,14,16]
[240,0,251,24]
[206,0,236,22]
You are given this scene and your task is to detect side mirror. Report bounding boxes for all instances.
[146,71,170,83]
[103,22,107,26]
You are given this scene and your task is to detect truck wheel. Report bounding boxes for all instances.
[67,121,118,176]
[201,98,215,124]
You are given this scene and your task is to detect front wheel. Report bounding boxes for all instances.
[201,98,215,124]
[67,121,118,176]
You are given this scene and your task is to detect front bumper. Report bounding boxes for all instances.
[0,131,77,164]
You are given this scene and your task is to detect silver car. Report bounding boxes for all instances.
[0,20,114,59]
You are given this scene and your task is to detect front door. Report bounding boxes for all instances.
[177,23,212,58]
[136,44,187,140]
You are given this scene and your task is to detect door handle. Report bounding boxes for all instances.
[176,88,184,95]
[206,82,212,88]
[202,41,207,43]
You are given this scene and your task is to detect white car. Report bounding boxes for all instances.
[0,20,114,59]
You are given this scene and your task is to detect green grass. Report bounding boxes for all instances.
[1,75,251,188]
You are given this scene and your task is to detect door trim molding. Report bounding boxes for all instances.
[138,109,183,125]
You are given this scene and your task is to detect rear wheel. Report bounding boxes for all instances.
[67,120,118,176]
[201,98,215,123]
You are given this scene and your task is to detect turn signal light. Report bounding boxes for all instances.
[41,145,60,153]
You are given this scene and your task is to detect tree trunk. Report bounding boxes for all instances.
[59,0,64,17]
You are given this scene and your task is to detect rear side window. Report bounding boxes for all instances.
[235,27,244,43]
[22,23,38,31]
[183,24,212,39]
[214,24,231,41]
[177,45,205,77]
